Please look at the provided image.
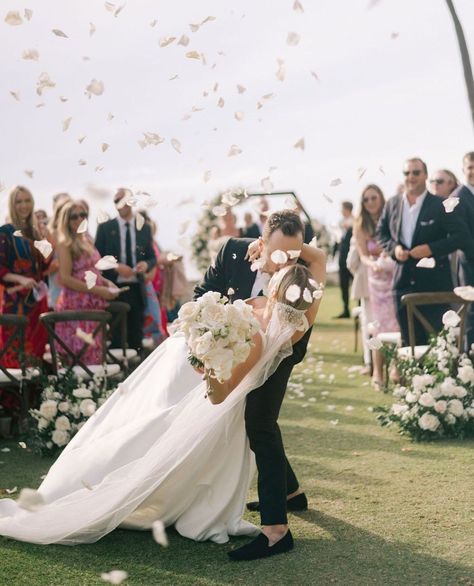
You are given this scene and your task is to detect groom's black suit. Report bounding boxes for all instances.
[194,238,311,525]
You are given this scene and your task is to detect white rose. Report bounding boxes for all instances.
[39,400,58,421]
[453,386,468,399]
[201,303,228,327]
[194,331,214,357]
[80,399,96,417]
[392,403,408,416]
[37,417,49,430]
[418,393,435,408]
[73,387,92,399]
[70,404,81,418]
[440,378,457,397]
[393,386,407,398]
[434,400,447,414]
[201,291,222,304]
[429,385,442,399]
[233,342,251,365]
[405,391,418,403]
[55,415,71,432]
[52,429,69,447]
[447,399,464,417]
[458,364,474,385]
[177,301,199,322]
[418,412,440,432]
[58,401,70,413]
[412,374,434,393]
[442,310,461,328]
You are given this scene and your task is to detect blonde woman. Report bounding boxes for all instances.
[56,200,118,364]
[0,186,51,367]
[45,193,72,309]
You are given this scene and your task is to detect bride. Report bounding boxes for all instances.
[0,262,323,547]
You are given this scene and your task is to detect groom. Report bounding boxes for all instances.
[194,209,311,560]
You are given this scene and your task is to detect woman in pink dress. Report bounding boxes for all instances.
[55,200,119,365]
[354,185,399,388]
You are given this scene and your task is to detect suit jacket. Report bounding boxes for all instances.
[242,223,261,239]
[452,185,474,270]
[376,191,471,292]
[338,227,353,269]
[95,218,157,285]
[193,237,312,365]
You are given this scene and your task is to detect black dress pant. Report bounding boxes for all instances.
[111,283,145,351]
[459,260,474,351]
[245,357,300,526]
[339,264,352,314]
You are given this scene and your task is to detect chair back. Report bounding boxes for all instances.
[401,292,468,355]
[39,310,111,377]
[105,301,130,359]
[0,314,28,385]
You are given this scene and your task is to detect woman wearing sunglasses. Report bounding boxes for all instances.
[55,200,119,365]
[354,184,399,389]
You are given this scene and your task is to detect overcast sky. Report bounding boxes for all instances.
[1,0,473,274]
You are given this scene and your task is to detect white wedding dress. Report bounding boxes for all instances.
[0,303,301,546]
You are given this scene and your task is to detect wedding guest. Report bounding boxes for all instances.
[377,157,471,346]
[95,188,156,351]
[34,210,49,239]
[429,169,459,198]
[45,194,72,309]
[242,212,261,239]
[0,186,51,367]
[295,202,315,244]
[354,185,398,387]
[334,201,353,318]
[56,200,119,364]
[218,209,241,238]
[452,152,474,350]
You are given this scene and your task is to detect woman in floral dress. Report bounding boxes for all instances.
[55,200,119,365]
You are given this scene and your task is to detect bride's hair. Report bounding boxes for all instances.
[271,264,317,311]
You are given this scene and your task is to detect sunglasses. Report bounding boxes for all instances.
[403,170,422,177]
[70,212,88,221]
[429,178,445,185]
[363,196,379,203]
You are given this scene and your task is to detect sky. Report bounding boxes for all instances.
[1,0,473,276]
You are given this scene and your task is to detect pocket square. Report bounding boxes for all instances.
[420,219,435,226]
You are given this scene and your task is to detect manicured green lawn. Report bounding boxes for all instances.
[1,286,473,585]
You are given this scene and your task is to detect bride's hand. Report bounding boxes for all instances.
[245,237,263,263]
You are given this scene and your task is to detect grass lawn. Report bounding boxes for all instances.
[1,286,474,585]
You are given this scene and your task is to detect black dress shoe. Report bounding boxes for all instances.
[246,492,308,513]
[333,311,350,319]
[228,530,294,561]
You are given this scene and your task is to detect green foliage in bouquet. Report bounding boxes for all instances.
[376,310,474,441]
[29,372,117,456]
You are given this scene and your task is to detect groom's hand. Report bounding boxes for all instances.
[245,238,263,263]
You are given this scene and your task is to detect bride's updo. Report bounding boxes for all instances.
[269,264,319,311]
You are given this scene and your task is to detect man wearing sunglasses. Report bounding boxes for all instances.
[377,157,472,346]
[95,188,156,352]
[429,170,459,198]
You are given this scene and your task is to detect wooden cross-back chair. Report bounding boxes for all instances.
[39,310,120,379]
[105,301,138,373]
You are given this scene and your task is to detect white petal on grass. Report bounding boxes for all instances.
[367,337,383,350]
[62,117,72,132]
[454,286,474,301]
[416,257,436,269]
[34,239,52,258]
[77,218,88,234]
[236,84,246,94]
[330,419,339,426]
[293,0,304,12]
[286,32,301,46]
[0,447,11,452]
[5,11,23,26]
[294,137,305,150]
[152,520,169,546]
[84,270,97,289]
[6,487,18,495]
[75,328,95,346]
[52,29,69,38]
[234,111,245,121]
[100,570,128,585]
[85,79,104,98]
[95,255,118,270]
[22,49,39,61]
[17,488,44,511]
[227,145,242,157]
[285,284,301,303]
[443,197,459,213]
[303,288,313,303]
[159,36,176,47]
[271,250,288,265]
[287,250,301,259]
[171,138,182,154]
[186,50,201,60]
[135,212,145,231]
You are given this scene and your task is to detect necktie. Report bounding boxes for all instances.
[125,222,133,267]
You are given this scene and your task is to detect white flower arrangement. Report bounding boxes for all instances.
[29,373,116,455]
[377,310,474,441]
[170,291,261,383]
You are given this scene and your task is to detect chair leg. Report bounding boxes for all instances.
[354,315,359,353]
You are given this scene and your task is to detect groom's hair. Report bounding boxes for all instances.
[262,210,304,242]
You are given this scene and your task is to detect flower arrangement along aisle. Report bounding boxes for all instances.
[170,291,260,384]
[29,372,116,456]
[376,310,474,441]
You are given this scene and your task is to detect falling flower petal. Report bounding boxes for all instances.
[379,165,385,175]
[330,178,342,187]
[294,137,305,150]
[6,487,18,495]
[310,71,320,81]
[171,138,182,154]
[36,72,55,95]
[227,287,235,296]
[52,29,68,38]
[416,257,436,269]
[454,286,474,301]
[251,258,265,272]
[285,284,301,302]
[78,135,86,144]
[287,250,301,259]
[75,328,95,346]
[96,209,108,222]
[166,252,181,261]
[261,177,274,193]
[143,131,164,146]
[293,0,304,12]
[17,488,44,511]
[212,205,227,217]
[201,16,216,25]
[84,270,97,289]
[85,79,104,98]
[62,117,72,132]
[203,170,212,183]
[24,9,33,21]
[221,192,239,206]
[101,143,109,153]
[284,196,298,210]
[443,197,459,213]
[0,447,10,452]
[227,144,242,157]
[178,34,189,46]
[189,23,200,32]
[286,32,301,46]
[237,84,246,94]
[322,193,333,203]
[358,167,367,180]
[367,337,382,350]
[217,97,224,108]
[78,159,87,166]
[10,91,20,102]
[159,36,176,48]
[95,255,118,270]
[234,111,245,121]
[13,230,22,237]
[81,479,93,490]
[114,4,125,17]
[367,320,380,335]
[135,212,145,231]
[77,218,88,233]
[303,288,313,303]
[22,48,39,61]
[276,59,285,81]
[89,22,96,36]
[309,236,318,248]
[34,239,52,258]
[5,11,23,26]
[390,32,399,40]
[152,520,169,547]
[100,570,128,585]
[186,50,200,60]
[24,170,34,178]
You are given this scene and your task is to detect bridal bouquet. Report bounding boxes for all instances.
[171,291,261,382]
[29,372,116,455]
[377,310,474,441]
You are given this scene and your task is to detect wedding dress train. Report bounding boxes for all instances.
[0,305,298,546]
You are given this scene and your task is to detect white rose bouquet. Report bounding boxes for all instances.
[29,372,116,455]
[171,291,261,383]
[377,310,474,441]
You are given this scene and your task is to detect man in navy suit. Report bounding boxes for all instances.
[452,152,474,350]
[376,157,471,346]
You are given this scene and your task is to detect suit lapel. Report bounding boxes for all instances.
[411,193,432,246]
[395,195,404,241]
[112,218,121,259]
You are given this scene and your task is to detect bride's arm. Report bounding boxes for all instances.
[206,333,263,405]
